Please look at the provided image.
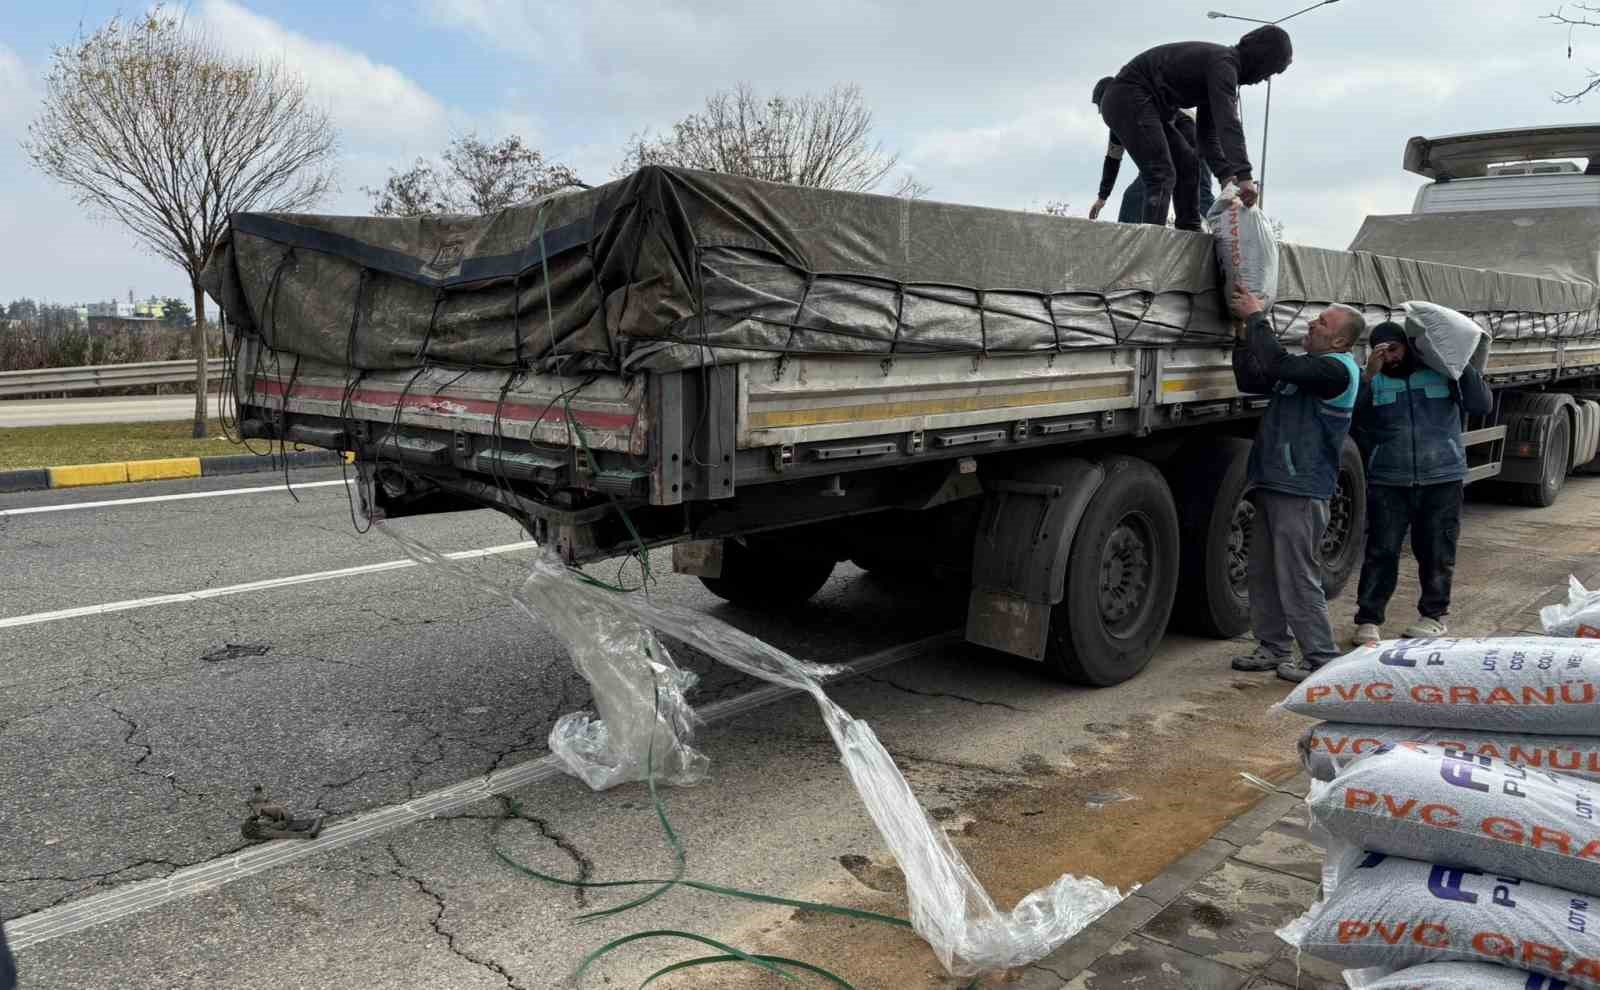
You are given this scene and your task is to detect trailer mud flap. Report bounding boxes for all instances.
[965,458,1105,661]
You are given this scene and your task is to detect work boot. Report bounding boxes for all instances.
[1231,645,1289,672]
[1402,616,1447,639]
[1352,623,1381,646]
[1276,657,1320,683]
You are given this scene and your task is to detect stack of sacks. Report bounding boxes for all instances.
[1278,743,1599,988]
[1286,637,1600,785]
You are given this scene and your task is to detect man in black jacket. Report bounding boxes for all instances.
[1088,79,1216,225]
[1098,26,1293,230]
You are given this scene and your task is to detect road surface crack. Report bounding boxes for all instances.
[102,703,205,801]
[385,844,529,990]
[861,673,1025,712]
[498,797,593,907]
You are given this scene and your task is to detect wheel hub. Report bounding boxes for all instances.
[1321,470,1354,562]
[1100,519,1153,630]
[1228,498,1255,594]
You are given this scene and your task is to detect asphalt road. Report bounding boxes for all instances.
[2,468,1596,990]
[0,395,200,427]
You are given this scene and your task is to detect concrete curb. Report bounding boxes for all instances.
[1015,777,1309,989]
[0,450,348,494]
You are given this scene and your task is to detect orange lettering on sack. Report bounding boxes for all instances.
[1419,804,1460,828]
[1531,826,1574,856]
[1485,687,1518,705]
[1472,930,1515,959]
[1337,920,1370,943]
[1578,838,1600,862]
[1483,817,1524,844]
[1414,922,1450,948]
[1450,686,1481,705]
[1374,921,1409,945]
[1413,685,1444,703]
[1305,686,1332,704]
[1344,788,1378,810]
[1382,794,1418,819]
[1367,682,1394,701]
[1522,940,1568,972]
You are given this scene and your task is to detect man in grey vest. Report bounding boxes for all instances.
[1229,286,1366,682]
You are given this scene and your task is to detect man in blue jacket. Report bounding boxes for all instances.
[1350,322,1494,645]
[1230,287,1366,682]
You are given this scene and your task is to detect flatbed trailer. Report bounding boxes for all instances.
[209,128,1600,687]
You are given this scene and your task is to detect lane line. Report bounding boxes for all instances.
[3,633,957,951]
[0,479,351,517]
[0,542,539,630]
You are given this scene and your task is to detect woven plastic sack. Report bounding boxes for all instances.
[1541,577,1600,639]
[1307,744,1600,897]
[1210,182,1280,309]
[1350,960,1577,989]
[1403,300,1491,381]
[1280,841,1600,986]
[1276,638,1600,733]
[1300,723,1600,785]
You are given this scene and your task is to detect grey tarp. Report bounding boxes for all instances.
[201,167,1600,376]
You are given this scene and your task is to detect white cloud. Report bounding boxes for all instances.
[193,0,449,144]
[910,100,1104,171]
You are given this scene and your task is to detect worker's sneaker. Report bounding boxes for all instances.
[1232,645,1290,672]
[1276,658,1320,683]
[1402,616,1448,639]
[1352,623,1382,646]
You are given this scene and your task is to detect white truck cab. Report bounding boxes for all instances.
[1406,123,1600,213]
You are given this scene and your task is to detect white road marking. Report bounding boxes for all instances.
[0,479,351,517]
[2,633,956,951]
[0,542,539,630]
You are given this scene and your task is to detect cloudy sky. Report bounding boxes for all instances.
[0,0,1592,306]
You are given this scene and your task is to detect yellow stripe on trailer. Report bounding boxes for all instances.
[747,383,1132,430]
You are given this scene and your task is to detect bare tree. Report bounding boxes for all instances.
[1546,4,1600,101]
[1038,200,1073,217]
[366,134,586,217]
[616,83,903,193]
[25,10,337,437]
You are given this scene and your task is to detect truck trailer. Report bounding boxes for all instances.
[201,124,1600,688]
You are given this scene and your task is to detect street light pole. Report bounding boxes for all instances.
[1206,0,1340,210]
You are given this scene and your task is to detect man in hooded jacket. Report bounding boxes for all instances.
[1097,25,1293,230]
[1349,322,1493,646]
[1087,82,1216,225]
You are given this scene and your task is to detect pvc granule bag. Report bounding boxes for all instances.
[1349,960,1576,989]
[1276,638,1600,734]
[1209,183,1280,309]
[1541,577,1600,639]
[1403,300,1491,381]
[1300,723,1600,785]
[1307,744,1600,897]
[1279,841,1600,987]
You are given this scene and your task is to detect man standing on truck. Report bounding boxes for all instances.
[1096,26,1293,230]
[1088,79,1216,225]
[1229,287,1365,682]
[1349,323,1494,645]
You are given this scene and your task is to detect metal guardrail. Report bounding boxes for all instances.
[0,358,226,398]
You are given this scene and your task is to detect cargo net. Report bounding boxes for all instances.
[377,523,1125,978]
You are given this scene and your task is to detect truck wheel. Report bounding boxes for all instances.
[1515,413,1572,508]
[1163,438,1253,639]
[700,539,836,609]
[1045,456,1179,686]
[1319,437,1366,600]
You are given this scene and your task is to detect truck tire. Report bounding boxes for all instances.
[1319,437,1366,600]
[1575,400,1600,474]
[699,539,836,609]
[1515,412,1572,508]
[1045,456,1179,686]
[1163,438,1253,639]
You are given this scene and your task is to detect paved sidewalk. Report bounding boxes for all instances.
[1017,773,1343,990]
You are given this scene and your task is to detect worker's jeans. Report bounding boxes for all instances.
[1099,81,1203,231]
[1248,490,1340,667]
[1354,481,1464,626]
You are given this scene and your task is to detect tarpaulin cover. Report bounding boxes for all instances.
[201,167,1600,376]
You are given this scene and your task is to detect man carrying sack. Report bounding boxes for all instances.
[1230,289,1366,682]
[1096,25,1292,230]
[1349,321,1493,645]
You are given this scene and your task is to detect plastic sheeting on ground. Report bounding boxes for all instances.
[376,524,1124,977]
[1541,576,1600,639]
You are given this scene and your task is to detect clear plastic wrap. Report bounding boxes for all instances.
[1540,575,1600,638]
[377,525,1126,977]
